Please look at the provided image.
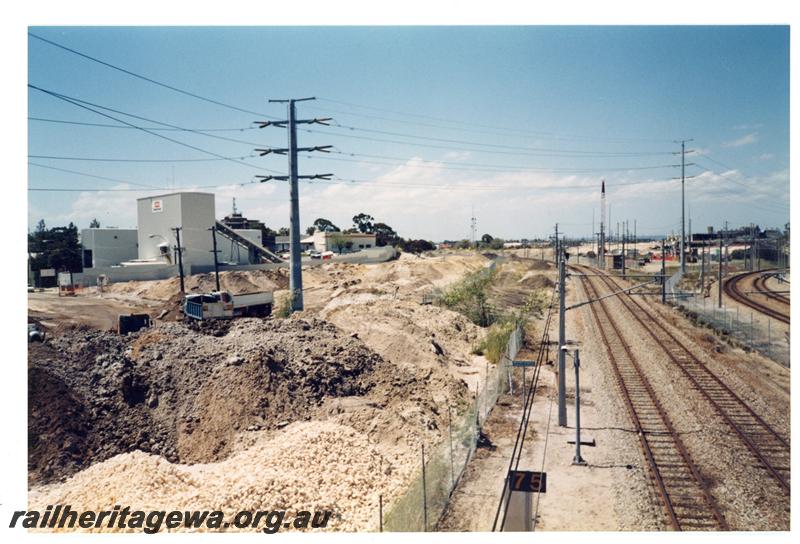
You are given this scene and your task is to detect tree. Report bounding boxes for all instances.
[488,238,505,250]
[352,213,375,234]
[329,234,353,254]
[277,227,290,236]
[313,218,339,233]
[399,239,436,254]
[481,233,494,244]
[306,226,316,236]
[89,218,101,228]
[373,222,399,247]
[28,222,82,273]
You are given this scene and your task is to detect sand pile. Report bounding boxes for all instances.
[29,422,396,532]
[302,253,488,304]
[105,269,289,302]
[29,318,388,484]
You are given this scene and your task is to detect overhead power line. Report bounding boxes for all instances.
[29,32,278,120]
[301,127,670,159]
[29,116,258,132]
[300,152,679,174]
[328,150,678,172]
[30,92,275,148]
[29,84,283,175]
[29,162,266,193]
[690,161,789,214]
[317,97,674,144]
[29,154,258,164]
[29,162,164,189]
[31,151,680,175]
[324,122,673,156]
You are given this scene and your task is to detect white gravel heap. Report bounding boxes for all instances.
[30,422,392,532]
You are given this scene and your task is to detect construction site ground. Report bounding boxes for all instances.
[28,290,159,331]
[28,251,559,532]
[26,252,790,531]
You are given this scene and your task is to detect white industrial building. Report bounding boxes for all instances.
[81,192,282,284]
[79,191,387,285]
[311,231,377,252]
[137,192,216,268]
[80,228,138,268]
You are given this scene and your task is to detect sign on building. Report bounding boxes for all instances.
[151,199,163,213]
[39,268,56,277]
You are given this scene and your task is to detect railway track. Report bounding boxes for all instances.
[589,268,791,496]
[754,272,790,306]
[724,270,789,324]
[577,272,728,531]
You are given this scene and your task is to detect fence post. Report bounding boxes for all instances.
[421,444,428,532]
[750,312,754,350]
[447,404,455,489]
[379,494,383,532]
[767,319,771,359]
[475,379,480,427]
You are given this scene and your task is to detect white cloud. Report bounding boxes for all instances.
[722,132,758,148]
[732,123,763,131]
[758,153,775,161]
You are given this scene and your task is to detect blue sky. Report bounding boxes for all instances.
[27,26,789,241]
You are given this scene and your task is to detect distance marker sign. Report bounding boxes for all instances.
[509,470,547,493]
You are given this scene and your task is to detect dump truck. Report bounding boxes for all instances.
[183,291,273,320]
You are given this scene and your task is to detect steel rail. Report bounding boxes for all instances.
[724,271,789,324]
[594,268,790,495]
[578,272,727,530]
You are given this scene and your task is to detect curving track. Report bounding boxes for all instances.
[582,267,791,497]
[724,270,789,324]
[577,272,728,531]
[754,272,790,306]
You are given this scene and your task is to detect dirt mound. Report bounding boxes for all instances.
[105,269,289,302]
[28,317,392,484]
[518,272,555,290]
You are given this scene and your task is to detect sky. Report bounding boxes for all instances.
[27,26,790,241]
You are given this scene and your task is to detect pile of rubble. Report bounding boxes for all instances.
[29,318,399,484]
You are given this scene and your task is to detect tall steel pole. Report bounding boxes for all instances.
[257,97,332,313]
[558,257,567,426]
[718,235,724,308]
[286,100,304,311]
[661,241,666,303]
[680,140,686,273]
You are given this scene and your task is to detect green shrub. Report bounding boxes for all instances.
[439,269,496,326]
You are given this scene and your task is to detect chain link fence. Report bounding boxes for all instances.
[669,288,790,367]
[380,323,523,531]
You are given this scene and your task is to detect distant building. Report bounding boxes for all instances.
[311,231,377,253]
[80,228,138,269]
[274,235,315,253]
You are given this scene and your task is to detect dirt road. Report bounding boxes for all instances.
[28,291,158,331]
